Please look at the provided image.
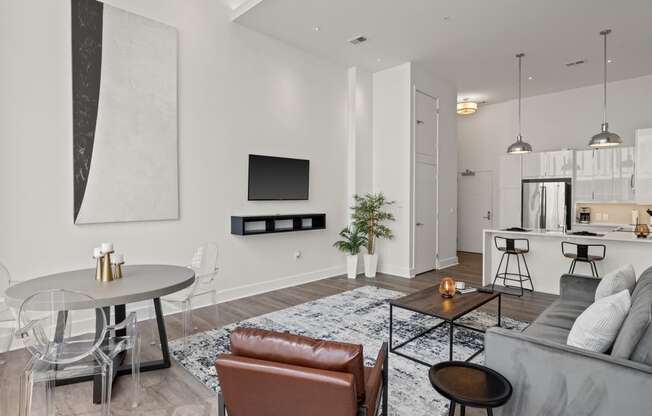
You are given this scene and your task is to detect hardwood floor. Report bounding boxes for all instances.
[0,252,556,416]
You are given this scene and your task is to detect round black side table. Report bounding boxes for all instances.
[429,361,512,416]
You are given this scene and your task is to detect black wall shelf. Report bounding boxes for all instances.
[231,213,326,236]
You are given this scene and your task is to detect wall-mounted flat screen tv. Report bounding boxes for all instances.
[248,154,310,201]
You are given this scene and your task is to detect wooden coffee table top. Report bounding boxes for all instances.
[390,287,499,321]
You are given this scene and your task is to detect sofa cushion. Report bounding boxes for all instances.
[534,299,589,330]
[567,290,631,352]
[612,266,652,363]
[229,327,366,402]
[523,323,571,345]
[595,264,636,300]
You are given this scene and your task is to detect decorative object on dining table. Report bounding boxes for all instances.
[439,277,456,298]
[455,281,466,291]
[94,242,115,282]
[634,223,650,239]
[112,253,125,279]
[457,288,478,295]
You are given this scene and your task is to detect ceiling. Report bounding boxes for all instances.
[231,0,652,104]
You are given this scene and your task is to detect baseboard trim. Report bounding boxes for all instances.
[437,256,459,270]
[378,263,413,278]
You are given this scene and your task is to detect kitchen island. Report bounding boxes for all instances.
[483,228,652,295]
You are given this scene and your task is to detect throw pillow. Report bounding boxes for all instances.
[567,289,631,352]
[595,264,636,301]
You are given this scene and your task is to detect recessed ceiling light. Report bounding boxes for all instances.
[314,26,320,32]
[607,59,613,63]
[528,76,534,80]
[376,58,382,63]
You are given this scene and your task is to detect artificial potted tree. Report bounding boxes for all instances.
[333,225,367,279]
[352,193,395,278]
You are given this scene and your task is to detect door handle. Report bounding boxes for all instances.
[416,222,424,226]
[631,173,635,190]
[482,211,492,220]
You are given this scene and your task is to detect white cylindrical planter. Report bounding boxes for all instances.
[346,255,358,279]
[364,254,378,278]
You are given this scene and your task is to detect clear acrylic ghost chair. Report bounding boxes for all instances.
[158,243,219,344]
[0,262,19,364]
[16,289,141,416]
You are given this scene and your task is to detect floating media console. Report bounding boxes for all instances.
[231,214,326,235]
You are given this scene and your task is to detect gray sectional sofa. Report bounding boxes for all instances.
[486,266,652,415]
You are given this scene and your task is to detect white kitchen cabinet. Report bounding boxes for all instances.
[593,149,615,201]
[613,146,636,202]
[574,149,594,202]
[522,150,573,179]
[636,128,652,203]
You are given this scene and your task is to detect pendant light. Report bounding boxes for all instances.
[507,53,533,154]
[589,29,622,148]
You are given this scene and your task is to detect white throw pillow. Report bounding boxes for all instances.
[567,289,631,352]
[595,264,636,301]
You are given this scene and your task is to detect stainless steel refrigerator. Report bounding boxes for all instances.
[522,179,572,231]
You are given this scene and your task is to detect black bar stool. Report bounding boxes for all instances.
[492,236,534,297]
[561,242,606,277]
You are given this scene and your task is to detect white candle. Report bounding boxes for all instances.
[113,253,124,264]
[101,242,113,253]
[93,247,102,258]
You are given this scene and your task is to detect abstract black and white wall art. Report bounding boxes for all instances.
[72,0,178,224]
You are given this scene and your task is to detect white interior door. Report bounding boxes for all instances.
[458,171,493,253]
[414,91,438,274]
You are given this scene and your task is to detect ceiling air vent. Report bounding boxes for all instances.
[348,35,368,45]
[566,59,586,67]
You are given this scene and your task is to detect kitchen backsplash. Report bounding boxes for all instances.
[575,203,652,225]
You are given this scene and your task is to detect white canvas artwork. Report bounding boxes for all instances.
[72,0,178,224]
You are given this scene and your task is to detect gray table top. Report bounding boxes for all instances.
[5,264,195,309]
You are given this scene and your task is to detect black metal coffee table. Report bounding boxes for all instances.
[429,361,512,416]
[389,287,501,366]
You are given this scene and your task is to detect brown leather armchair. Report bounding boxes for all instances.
[215,327,388,416]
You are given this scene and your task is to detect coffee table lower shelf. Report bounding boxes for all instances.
[389,293,501,367]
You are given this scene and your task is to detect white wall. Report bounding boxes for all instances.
[0,0,349,305]
[458,74,652,233]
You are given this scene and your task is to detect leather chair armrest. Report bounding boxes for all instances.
[361,342,388,416]
[215,354,359,416]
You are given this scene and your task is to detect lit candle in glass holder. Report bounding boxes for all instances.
[439,277,456,298]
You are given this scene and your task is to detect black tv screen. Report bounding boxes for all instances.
[248,155,310,201]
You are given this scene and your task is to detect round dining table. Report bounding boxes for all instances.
[5,264,195,404]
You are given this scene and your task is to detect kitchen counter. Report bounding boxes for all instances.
[483,229,652,295]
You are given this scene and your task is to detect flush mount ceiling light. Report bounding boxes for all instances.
[589,29,622,148]
[507,53,533,154]
[456,101,478,115]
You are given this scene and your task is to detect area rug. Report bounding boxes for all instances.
[169,286,528,416]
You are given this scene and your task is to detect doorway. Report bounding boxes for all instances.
[458,170,493,253]
[414,91,438,274]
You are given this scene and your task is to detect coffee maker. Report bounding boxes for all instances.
[578,207,591,224]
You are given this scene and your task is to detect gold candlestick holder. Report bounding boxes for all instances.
[95,256,103,281]
[113,262,124,279]
[98,251,114,282]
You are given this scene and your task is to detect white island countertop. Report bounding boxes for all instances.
[484,228,652,244]
[483,228,652,295]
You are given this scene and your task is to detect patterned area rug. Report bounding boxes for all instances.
[170,286,528,416]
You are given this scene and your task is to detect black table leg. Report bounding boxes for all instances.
[498,294,502,327]
[449,321,454,361]
[448,401,456,416]
[460,405,466,416]
[487,408,494,416]
[153,297,171,367]
[389,304,393,351]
